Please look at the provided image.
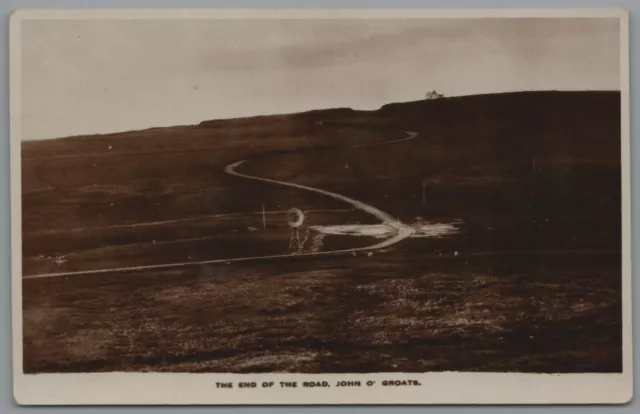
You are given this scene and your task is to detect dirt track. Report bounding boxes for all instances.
[24,129,418,279]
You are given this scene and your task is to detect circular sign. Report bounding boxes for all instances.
[286,208,305,228]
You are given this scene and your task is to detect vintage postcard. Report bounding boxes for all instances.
[10,8,632,405]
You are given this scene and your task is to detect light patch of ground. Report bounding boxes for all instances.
[411,222,461,238]
[23,303,71,337]
[349,274,514,345]
[308,220,460,240]
[63,328,116,361]
[234,352,320,370]
[309,224,395,238]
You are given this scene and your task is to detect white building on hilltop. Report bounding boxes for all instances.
[425,90,444,100]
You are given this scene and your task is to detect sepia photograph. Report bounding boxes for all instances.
[10,8,631,405]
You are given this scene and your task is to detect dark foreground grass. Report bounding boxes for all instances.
[23,251,620,373]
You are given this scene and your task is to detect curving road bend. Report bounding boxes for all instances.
[24,129,419,280]
[224,132,418,250]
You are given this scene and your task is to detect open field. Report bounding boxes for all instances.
[21,91,622,373]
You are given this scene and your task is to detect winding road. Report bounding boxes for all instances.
[24,129,419,280]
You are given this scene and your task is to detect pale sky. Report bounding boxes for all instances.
[21,18,620,140]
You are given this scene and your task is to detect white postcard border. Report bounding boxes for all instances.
[10,7,633,405]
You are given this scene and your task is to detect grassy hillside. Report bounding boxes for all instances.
[22,91,623,373]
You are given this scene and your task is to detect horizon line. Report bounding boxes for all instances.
[21,89,621,143]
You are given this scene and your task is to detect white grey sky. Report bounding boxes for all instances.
[21,18,620,140]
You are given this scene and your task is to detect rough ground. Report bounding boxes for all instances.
[22,91,622,373]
